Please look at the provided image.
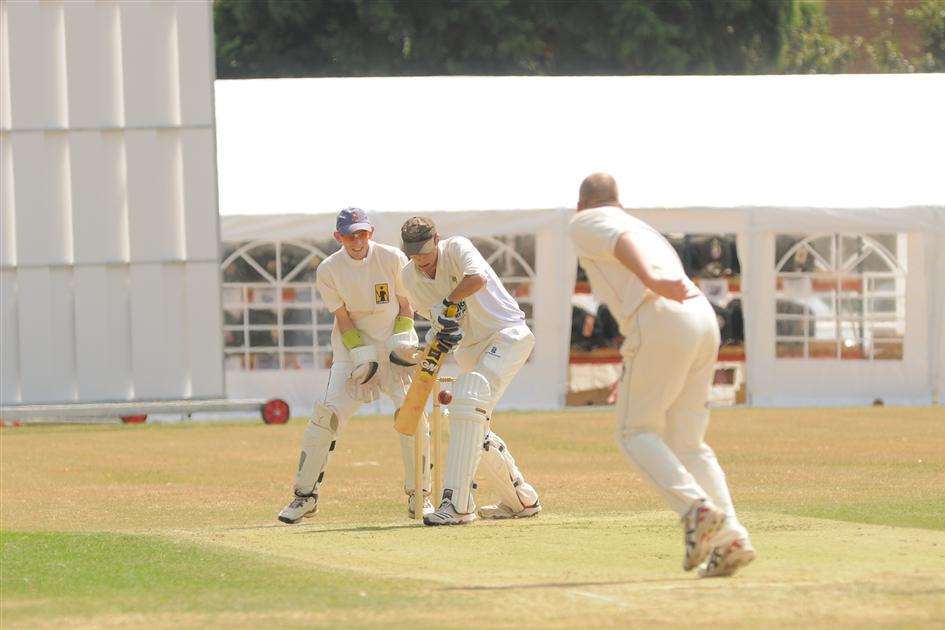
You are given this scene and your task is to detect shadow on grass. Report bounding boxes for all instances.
[295,523,421,534]
[215,524,289,532]
[209,523,417,534]
[440,577,693,591]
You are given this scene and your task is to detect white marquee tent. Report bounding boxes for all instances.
[215,75,945,413]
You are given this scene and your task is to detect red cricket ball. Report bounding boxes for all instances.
[438,390,453,405]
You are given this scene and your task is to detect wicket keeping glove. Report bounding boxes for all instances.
[386,316,419,367]
[342,329,380,402]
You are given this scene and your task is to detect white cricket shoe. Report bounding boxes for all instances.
[277,494,318,524]
[407,492,435,519]
[699,537,756,578]
[681,498,725,571]
[478,500,542,520]
[423,500,477,526]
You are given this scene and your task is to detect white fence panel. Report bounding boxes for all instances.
[118,1,177,127]
[130,263,187,398]
[125,129,183,262]
[74,265,132,400]
[4,1,66,129]
[0,1,12,130]
[1,133,15,265]
[17,268,58,401]
[70,131,127,264]
[187,262,224,396]
[11,133,73,266]
[63,1,122,128]
[175,0,213,126]
[0,270,19,403]
[180,128,218,260]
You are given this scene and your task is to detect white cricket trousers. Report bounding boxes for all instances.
[616,295,746,537]
[291,358,429,497]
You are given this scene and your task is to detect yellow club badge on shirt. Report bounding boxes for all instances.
[375,283,390,304]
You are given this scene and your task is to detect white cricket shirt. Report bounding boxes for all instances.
[568,206,697,333]
[403,237,525,347]
[315,241,408,360]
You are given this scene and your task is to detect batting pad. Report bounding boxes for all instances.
[293,403,339,496]
[442,372,491,512]
[478,432,539,512]
[399,412,431,494]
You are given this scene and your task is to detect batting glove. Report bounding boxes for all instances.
[431,299,466,332]
[425,319,463,354]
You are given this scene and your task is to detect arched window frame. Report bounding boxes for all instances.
[220,235,538,370]
[221,239,338,370]
[775,233,906,361]
[472,235,537,329]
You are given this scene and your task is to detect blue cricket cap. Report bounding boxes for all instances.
[336,207,373,236]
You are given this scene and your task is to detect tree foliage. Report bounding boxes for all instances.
[904,0,945,71]
[214,0,792,78]
[779,2,857,73]
[780,0,945,74]
[214,0,945,78]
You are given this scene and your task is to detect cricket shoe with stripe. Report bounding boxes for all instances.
[278,493,318,524]
[478,500,542,520]
[699,537,756,578]
[681,498,725,571]
[423,500,477,526]
[407,492,435,519]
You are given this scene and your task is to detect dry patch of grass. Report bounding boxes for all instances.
[2,407,944,627]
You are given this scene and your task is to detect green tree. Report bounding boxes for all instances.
[214,0,794,78]
[777,0,945,74]
[906,0,945,71]
[779,1,856,73]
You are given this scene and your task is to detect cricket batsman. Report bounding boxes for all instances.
[399,217,541,526]
[278,208,432,523]
[568,173,755,577]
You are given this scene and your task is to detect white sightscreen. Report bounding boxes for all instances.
[0,0,223,405]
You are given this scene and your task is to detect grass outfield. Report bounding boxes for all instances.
[2,407,944,628]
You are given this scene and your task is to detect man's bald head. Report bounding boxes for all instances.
[578,173,620,210]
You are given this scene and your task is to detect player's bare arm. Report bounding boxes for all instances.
[447,273,487,302]
[397,295,413,318]
[614,232,691,303]
[332,305,356,334]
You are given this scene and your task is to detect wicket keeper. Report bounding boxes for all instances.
[278,208,432,524]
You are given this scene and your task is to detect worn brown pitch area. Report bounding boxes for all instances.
[1,406,942,532]
[2,407,945,628]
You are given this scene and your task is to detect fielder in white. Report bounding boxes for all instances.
[278,208,432,524]
[399,217,541,526]
[568,173,755,577]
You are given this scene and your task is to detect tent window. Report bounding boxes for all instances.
[471,234,536,330]
[774,234,906,361]
[221,239,340,370]
[221,235,536,370]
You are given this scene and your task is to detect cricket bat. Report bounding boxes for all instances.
[393,339,446,436]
